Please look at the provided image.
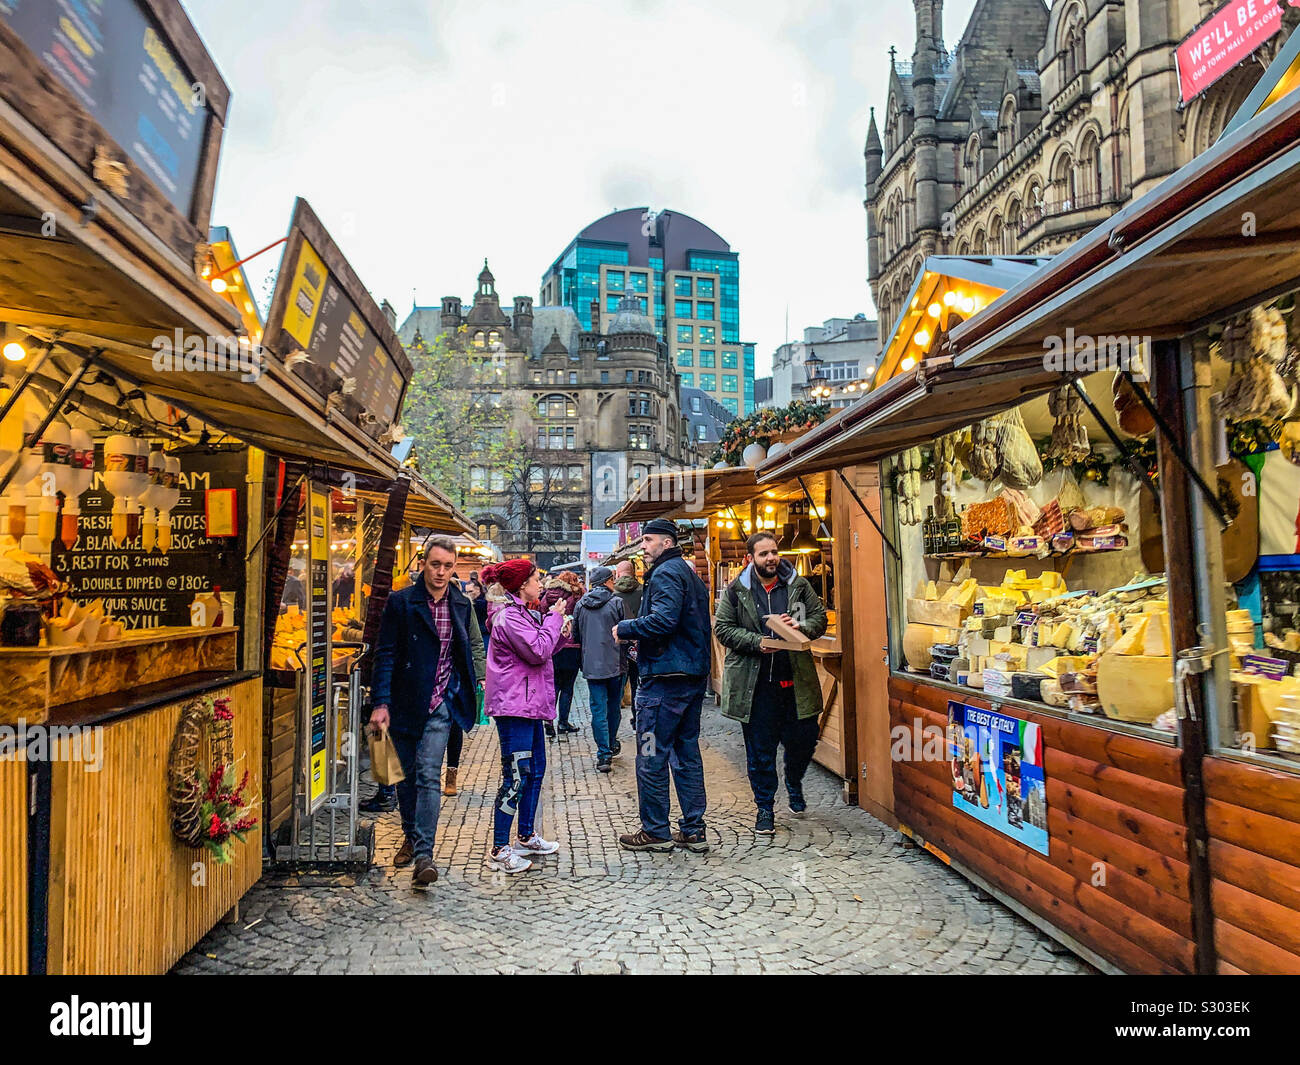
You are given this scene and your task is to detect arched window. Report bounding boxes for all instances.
[964,134,982,188]
[973,227,987,255]
[473,331,486,348]
[989,214,1003,256]
[999,97,1017,156]
[1052,152,1076,212]
[1061,5,1086,81]
[488,330,501,348]
[537,393,576,418]
[1078,131,1102,203]
[1004,200,1022,252]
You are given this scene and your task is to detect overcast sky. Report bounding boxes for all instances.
[185,0,977,375]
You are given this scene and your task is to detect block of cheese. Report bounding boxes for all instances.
[1142,612,1171,657]
[1051,622,1074,649]
[907,598,969,628]
[1111,615,1151,656]
[1097,654,1174,723]
[1142,600,1169,614]
[925,580,939,601]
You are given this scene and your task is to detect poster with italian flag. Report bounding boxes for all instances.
[948,701,1049,856]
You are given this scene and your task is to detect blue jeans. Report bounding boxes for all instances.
[493,717,547,849]
[392,700,453,860]
[587,674,624,761]
[741,680,819,811]
[634,676,707,839]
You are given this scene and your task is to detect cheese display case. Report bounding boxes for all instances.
[888,370,1199,736]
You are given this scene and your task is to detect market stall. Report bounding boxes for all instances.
[608,464,860,792]
[761,354,1204,976]
[757,54,1300,975]
[0,1,469,973]
[943,63,1300,975]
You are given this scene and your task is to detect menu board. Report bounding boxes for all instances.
[306,483,331,811]
[281,237,405,429]
[265,200,411,439]
[0,0,211,214]
[50,446,246,630]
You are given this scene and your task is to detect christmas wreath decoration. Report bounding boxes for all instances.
[167,694,259,863]
[708,400,831,467]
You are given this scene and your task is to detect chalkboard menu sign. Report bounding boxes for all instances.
[0,0,212,215]
[50,446,247,631]
[264,199,411,439]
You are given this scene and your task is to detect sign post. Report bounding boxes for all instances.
[305,482,333,814]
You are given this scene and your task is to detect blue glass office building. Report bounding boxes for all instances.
[540,208,754,413]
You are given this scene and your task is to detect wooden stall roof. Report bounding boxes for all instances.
[949,88,1300,368]
[0,80,406,478]
[401,473,474,536]
[607,466,759,525]
[873,255,1048,385]
[756,355,1072,481]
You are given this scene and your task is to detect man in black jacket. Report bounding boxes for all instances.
[370,536,485,888]
[613,518,712,854]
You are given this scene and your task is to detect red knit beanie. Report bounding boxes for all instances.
[496,558,535,594]
[480,563,499,586]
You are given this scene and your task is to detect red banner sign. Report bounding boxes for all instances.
[1176,0,1299,103]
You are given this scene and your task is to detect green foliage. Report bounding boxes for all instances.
[401,330,518,508]
[708,400,831,467]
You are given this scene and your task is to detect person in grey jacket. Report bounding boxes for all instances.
[572,566,626,772]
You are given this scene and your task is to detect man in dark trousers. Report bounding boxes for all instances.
[572,565,626,773]
[370,536,485,888]
[713,530,827,836]
[613,518,712,854]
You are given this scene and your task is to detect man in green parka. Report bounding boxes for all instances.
[714,530,827,835]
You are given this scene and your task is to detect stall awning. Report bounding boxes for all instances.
[604,536,643,565]
[757,355,1072,481]
[949,88,1300,369]
[402,473,474,536]
[607,466,758,525]
[872,255,1048,386]
[0,118,398,476]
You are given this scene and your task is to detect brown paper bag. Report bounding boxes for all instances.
[368,726,406,785]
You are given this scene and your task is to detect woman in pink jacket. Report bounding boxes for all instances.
[484,558,567,873]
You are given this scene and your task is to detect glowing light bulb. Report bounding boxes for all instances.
[915,330,931,347]
[901,356,917,371]
[943,291,959,307]
[210,277,228,294]
[3,341,25,362]
[961,297,977,314]
[929,303,942,318]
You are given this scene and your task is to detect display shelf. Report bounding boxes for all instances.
[0,626,239,723]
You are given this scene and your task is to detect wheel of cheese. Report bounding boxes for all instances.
[902,623,959,670]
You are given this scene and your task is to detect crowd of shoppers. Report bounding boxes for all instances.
[363,516,829,887]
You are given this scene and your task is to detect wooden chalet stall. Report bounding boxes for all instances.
[758,268,1213,972]
[946,53,1300,975]
[609,464,860,793]
[0,2,470,971]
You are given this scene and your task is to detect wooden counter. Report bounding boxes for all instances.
[0,749,25,974]
[45,675,262,974]
[1,627,238,724]
[811,632,847,780]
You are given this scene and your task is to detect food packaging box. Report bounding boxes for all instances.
[761,614,813,651]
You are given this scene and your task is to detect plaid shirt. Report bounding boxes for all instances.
[427,592,454,713]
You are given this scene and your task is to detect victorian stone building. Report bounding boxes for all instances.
[398,262,690,567]
[867,0,1300,341]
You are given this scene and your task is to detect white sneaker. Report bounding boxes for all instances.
[486,845,533,873]
[515,832,560,855]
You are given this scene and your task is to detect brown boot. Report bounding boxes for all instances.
[443,767,458,796]
[394,836,415,868]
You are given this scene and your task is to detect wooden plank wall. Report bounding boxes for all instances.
[47,678,262,974]
[1204,757,1300,974]
[0,751,25,974]
[891,676,1196,974]
[264,687,297,841]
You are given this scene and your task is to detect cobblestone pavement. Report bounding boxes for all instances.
[176,683,1095,975]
